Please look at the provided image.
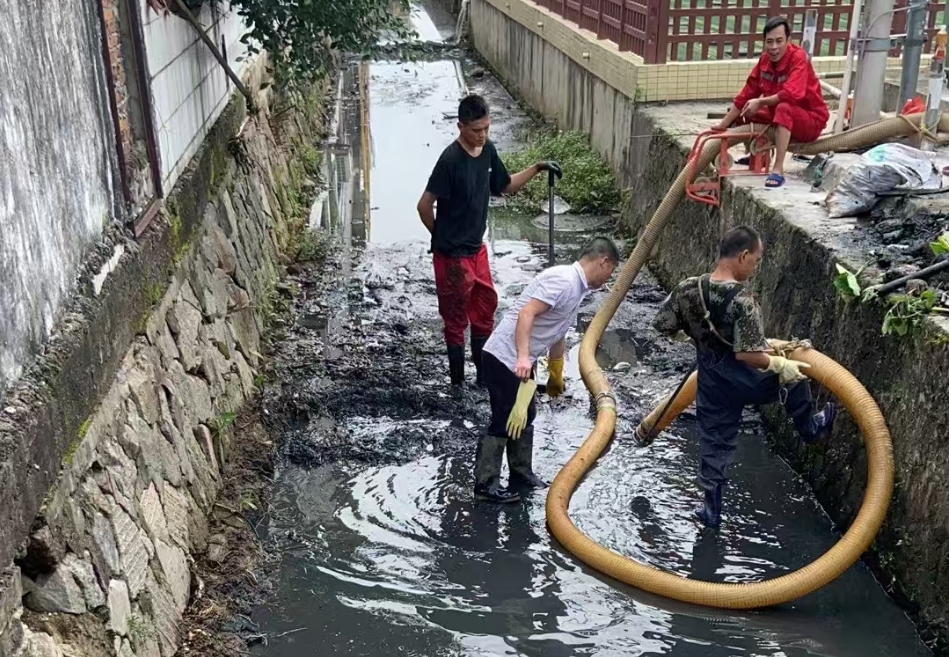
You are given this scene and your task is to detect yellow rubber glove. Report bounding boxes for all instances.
[546,357,565,398]
[763,355,810,384]
[506,380,538,440]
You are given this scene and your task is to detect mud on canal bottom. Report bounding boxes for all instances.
[223,5,929,653]
[246,232,929,656]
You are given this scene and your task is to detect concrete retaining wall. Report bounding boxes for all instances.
[0,69,323,655]
[469,0,949,648]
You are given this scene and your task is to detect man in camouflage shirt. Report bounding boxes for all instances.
[651,225,835,528]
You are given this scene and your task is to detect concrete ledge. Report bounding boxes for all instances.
[471,0,949,648]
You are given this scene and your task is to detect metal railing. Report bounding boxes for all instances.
[531,0,946,63]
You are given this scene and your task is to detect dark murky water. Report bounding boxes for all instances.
[250,4,930,655]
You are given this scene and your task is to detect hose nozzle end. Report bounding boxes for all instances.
[633,424,656,447]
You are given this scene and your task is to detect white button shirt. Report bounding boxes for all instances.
[484,262,593,371]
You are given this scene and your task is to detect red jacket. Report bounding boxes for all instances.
[733,44,829,122]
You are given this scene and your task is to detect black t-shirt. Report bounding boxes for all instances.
[425,140,511,257]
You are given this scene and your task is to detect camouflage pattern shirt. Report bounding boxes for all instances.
[651,276,769,353]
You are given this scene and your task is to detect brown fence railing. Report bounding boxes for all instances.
[531,0,947,63]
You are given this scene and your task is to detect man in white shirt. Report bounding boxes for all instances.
[475,237,620,503]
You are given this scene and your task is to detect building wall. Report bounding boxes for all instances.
[139,0,253,192]
[0,0,119,398]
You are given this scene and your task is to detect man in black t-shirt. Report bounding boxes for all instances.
[417,94,560,387]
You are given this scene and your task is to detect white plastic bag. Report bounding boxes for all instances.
[824,143,942,218]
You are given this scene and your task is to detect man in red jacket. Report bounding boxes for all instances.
[713,16,829,188]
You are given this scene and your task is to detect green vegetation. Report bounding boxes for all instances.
[501,130,621,215]
[128,615,155,649]
[296,228,331,263]
[833,262,946,338]
[300,144,322,178]
[231,0,413,90]
[930,231,949,256]
[210,411,237,436]
[880,291,939,337]
[62,416,94,466]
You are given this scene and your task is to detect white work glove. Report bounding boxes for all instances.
[762,355,810,384]
[766,338,786,352]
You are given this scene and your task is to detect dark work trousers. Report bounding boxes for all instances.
[474,352,538,491]
[696,349,819,492]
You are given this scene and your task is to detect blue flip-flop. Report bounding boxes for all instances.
[765,172,785,188]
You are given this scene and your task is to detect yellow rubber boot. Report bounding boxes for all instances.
[546,357,565,398]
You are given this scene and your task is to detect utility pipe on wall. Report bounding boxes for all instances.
[896,0,928,111]
[803,9,818,60]
[853,0,898,127]
[922,28,948,151]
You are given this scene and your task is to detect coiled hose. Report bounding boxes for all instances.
[546,112,949,608]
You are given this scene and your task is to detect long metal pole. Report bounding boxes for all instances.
[548,174,555,267]
[803,9,818,60]
[834,0,865,133]
[852,0,897,127]
[172,0,256,112]
[896,0,928,111]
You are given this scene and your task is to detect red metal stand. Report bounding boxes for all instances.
[685,130,773,207]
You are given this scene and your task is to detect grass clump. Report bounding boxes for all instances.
[501,129,620,214]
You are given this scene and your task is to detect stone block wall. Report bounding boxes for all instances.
[0,78,322,656]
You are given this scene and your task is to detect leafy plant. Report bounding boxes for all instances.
[930,231,949,256]
[500,130,620,215]
[297,228,330,263]
[231,0,414,90]
[881,290,937,337]
[210,411,237,435]
[832,262,869,300]
[833,261,944,337]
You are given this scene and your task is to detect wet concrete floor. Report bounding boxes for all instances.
[250,4,931,655]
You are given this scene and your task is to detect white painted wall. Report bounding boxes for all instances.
[0,0,118,396]
[138,0,256,192]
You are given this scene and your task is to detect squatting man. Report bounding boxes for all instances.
[713,16,829,188]
[650,225,836,528]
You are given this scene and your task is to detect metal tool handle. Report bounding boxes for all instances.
[548,170,557,267]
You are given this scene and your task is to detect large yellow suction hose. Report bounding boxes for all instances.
[546,112,949,608]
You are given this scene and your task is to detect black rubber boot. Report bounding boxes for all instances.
[694,485,722,529]
[474,434,520,503]
[471,336,488,387]
[448,345,466,387]
[507,427,548,490]
[806,402,836,443]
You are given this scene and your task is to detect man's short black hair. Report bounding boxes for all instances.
[717,225,762,259]
[458,94,489,124]
[579,237,621,264]
[763,16,790,38]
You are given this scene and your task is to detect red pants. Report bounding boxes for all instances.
[738,103,826,143]
[433,244,498,347]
